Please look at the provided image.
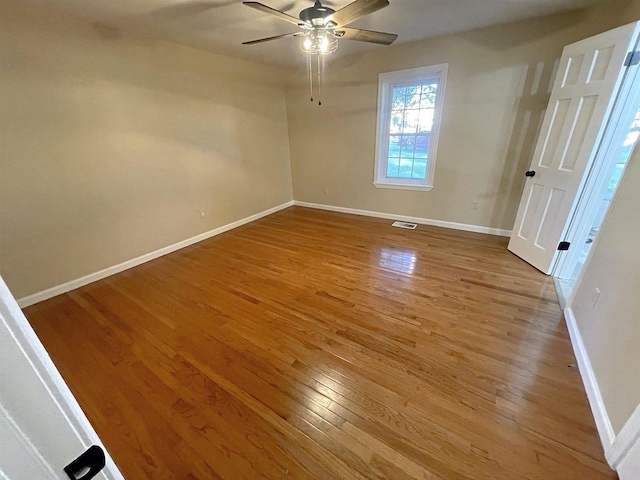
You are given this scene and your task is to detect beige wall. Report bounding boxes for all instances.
[286,0,640,231]
[0,1,293,300]
[571,144,640,435]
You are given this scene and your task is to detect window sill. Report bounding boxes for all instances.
[373,182,433,192]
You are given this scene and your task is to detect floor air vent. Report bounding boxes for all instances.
[392,221,417,230]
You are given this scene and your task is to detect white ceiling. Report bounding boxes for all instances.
[31,0,601,67]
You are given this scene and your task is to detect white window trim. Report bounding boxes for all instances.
[373,63,449,191]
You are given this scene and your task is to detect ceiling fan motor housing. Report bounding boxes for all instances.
[299,1,336,26]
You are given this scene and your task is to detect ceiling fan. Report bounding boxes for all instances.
[242,0,398,104]
[242,0,397,49]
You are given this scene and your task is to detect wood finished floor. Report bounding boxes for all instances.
[25,207,615,480]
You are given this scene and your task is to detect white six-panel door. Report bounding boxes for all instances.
[508,22,640,274]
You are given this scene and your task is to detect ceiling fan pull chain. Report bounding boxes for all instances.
[308,51,314,102]
[317,53,322,106]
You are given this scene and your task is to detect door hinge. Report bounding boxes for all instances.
[624,51,640,67]
[557,241,571,251]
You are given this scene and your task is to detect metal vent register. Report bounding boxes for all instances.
[391,221,417,230]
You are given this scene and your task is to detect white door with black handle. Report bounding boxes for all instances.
[508,21,640,274]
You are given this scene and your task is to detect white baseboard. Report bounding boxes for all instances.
[293,201,512,237]
[564,307,616,454]
[17,199,509,307]
[616,414,640,479]
[17,201,294,308]
[609,404,640,469]
[565,307,640,473]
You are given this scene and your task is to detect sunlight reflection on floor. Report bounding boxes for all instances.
[378,248,418,275]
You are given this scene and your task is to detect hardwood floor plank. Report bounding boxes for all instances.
[24,207,615,479]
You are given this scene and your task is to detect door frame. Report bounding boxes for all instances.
[552,40,640,302]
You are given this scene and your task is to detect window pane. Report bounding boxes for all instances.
[415,135,430,159]
[403,110,420,134]
[608,106,640,191]
[405,86,421,109]
[390,111,403,133]
[392,86,406,110]
[398,158,414,178]
[412,158,426,179]
[398,136,415,158]
[421,83,438,94]
[418,109,434,133]
[388,135,401,158]
[420,83,438,108]
[386,157,400,178]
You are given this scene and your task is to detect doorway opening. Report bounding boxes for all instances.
[553,84,640,307]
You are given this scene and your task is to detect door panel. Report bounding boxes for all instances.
[508,22,640,273]
[534,188,566,250]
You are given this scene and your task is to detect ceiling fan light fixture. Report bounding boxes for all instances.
[300,31,338,54]
[319,35,329,51]
[303,37,313,50]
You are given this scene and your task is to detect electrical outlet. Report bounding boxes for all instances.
[324,187,329,195]
[471,201,479,211]
[199,210,206,219]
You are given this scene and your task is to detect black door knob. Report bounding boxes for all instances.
[64,445,105,480]
[525,170,536,177]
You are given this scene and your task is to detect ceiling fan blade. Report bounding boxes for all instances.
[336,27,397,45]
[242,2,304,26]
[242,32,302,45]
[326,0,389,28]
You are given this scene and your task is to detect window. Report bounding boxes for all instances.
[374,64,448,191]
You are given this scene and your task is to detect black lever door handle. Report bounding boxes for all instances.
[64,445,105,480]
[525,170,536,177]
